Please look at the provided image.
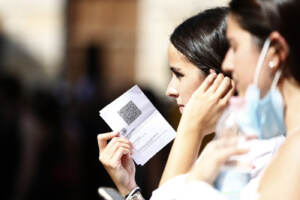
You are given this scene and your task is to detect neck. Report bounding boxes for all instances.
[281,77,300,136]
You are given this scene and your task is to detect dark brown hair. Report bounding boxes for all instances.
[170,7,229,74]
[229,0,300,83]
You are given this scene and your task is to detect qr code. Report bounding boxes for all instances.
[118,101,142,125]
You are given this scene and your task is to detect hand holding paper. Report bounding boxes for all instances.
[99,85,176,165]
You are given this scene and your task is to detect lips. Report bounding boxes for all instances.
[178,104,184,113]
[177,103,184,107]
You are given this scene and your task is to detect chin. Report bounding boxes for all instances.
[179,106,184,113]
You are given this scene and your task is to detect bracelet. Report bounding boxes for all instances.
[125,187,140,198]
[125,187,144,200]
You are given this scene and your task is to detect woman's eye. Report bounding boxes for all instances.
[174,71,184,78]
[230,44,237,52]
[233,46,237,52]
[169,67,184,78]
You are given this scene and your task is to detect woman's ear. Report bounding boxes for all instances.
[269,31,289,71]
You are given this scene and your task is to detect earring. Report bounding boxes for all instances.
[269,61,275,68]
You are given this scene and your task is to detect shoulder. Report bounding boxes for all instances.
[257,132,300,199]
[261,131,300,178]
[279,131,300,160]
[264,131,300,179]
[266,131,300,170]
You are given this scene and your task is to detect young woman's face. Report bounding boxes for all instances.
[166,44,206,113]
[221,15,260,97]
[222,14,274,97]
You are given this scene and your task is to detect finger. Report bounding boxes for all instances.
[221,79,236,101]
[244,134,258,140]
[197,73,217,93]
[110,147,131,168]
[97,132,119,151]
[100,141,132,165]
[209,69,216,74]
[216,134,239,148]
[215,77,232,99]
[225,160,254,169]
[99,134,132,154]
[109,136,133,146]
[217,147,249,165]
[220,86,235,105]
[121,153,133,165]
[225,147,250,157]
[105,139,133,159]
[207,73,224,93]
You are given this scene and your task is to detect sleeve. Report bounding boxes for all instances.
[150,174,225,200]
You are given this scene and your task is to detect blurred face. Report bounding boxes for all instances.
[166,44,205,113]
[222,14,274,97]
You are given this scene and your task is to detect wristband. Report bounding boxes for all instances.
[125,187,144,200]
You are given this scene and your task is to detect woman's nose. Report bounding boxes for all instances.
[166,80,179,99]
[222,49,234,74]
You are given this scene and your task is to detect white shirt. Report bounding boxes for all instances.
[150,136,285,200]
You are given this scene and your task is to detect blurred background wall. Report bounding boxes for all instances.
[0,0,228,200]
[66,0,137,94]
[0,0,65,88]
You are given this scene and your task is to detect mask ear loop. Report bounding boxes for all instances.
[254,38,271,86]
[270,70,282,90]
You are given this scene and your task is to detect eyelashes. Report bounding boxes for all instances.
[170,67,184,78]
[174,71,184,78]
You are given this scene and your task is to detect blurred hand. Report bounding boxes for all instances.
[178,73,235,136]
[97,132,137,196]
[186,135,251,185]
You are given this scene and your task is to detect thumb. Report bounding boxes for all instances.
[97,132,119,151]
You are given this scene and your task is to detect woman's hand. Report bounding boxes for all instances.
[97,132,137,196]
[178,73,234,136]
[186,135,250,185]
[160,73,235,185]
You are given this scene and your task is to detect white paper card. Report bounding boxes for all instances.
[99,85,176,165]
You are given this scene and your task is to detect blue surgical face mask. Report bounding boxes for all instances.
[237,38,286,139]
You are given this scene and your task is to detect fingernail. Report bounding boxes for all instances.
[209,73,216,79]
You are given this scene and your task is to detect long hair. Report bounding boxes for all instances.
[170,7,229,74]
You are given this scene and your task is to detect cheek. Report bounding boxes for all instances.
[235,68,250,96]
[234,55,257,96]
[179,77,203,103]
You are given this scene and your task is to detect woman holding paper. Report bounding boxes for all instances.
[97,7,234,199]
